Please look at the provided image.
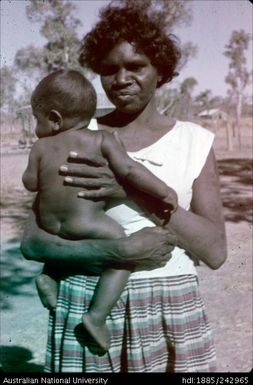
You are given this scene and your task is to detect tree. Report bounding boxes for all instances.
[118,0,193,31]
[156,77,198,119]
[156,87,181,117]
[0,66,16,111]
[195,90,214,113]
[177,77,198,119]
[224,29,252,146]
[15,0,83,74]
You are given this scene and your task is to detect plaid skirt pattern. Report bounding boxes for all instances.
[45,274,216,373]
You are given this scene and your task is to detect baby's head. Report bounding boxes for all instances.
[31,70,97,138]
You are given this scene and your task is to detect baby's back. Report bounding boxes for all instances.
[37,128,106,239]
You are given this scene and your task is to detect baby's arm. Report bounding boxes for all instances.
[101,131,177,213]
[22,141,41,192]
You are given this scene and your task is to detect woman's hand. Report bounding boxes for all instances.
[59,151,127,199]
[121,226,177,270]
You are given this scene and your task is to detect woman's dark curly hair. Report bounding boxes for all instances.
[79,3,181,87]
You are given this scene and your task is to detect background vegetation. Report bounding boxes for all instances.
[1,0,252,151]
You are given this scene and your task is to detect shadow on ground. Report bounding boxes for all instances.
[0,189,33,240]
[1,240,42,310]
[217,158,253,223]
[0,346,44,372]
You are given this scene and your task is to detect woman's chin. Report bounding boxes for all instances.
[115,101,143,114]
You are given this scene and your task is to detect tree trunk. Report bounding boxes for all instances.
[235,92,242,150]
[226,119,233,151]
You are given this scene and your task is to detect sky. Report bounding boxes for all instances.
[0,0,252,97]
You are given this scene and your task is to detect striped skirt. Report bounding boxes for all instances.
[44,274,216,372]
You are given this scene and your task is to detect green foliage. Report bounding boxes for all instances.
[177,42,198,72]
[0,66,17,110]
[15,0,83,73]
[156,87,180,116]
[180,77,198,94]
[15,45,46,72]
[116,0,193,31]
[156,77,198,119]
[224,29,252,93]
[177,77,198,119]
[195,90,213,111]
[223,29,252,138]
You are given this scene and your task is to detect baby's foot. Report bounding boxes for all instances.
[35,274,58,310]
[82,313,110,352]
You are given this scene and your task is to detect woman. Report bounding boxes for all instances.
[21,2,227,373]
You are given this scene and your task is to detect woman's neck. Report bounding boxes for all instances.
[98,99,176,152]
[99,98,159,128]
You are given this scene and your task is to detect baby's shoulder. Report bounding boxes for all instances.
[30,137,47,153]
[68,128,104,152]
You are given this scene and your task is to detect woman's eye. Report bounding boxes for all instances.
[127,64,143,72]
[100,66,118,76]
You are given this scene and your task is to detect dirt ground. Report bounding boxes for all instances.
[0,142,252,373]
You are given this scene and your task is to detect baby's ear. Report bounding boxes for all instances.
[49,109,63,133]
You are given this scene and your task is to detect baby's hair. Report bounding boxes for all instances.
[79,2,181,87]
[31,70,97,120]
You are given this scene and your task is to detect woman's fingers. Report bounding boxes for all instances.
[59,162,114,180]
[60,164,103,178]
[59,154,127,199]
[78,187,115,199]
[63,175,118,199]
[68,151,108,167]
[64,176,110,188]
[124,226,178,270]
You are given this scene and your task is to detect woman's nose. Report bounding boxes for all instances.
[115,68,132,86]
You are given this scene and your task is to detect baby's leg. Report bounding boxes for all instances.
[82,268,130,351]
[81,216,128,351]
[58,210,129,350]
[36,268,58,310]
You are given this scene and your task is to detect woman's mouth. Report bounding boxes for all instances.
[114,91,136,101]
[117,93,134,99]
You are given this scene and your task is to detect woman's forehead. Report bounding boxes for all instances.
[102,41,150,64]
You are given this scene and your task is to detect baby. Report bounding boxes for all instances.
[22,70,177,351]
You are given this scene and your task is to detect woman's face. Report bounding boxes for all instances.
[100,41,161,113]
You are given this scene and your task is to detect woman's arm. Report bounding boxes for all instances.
[100,131,177,212]
[166,148,227,270]
[21,210,177,275]
[59,148,226,269]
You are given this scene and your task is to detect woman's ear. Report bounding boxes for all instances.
[49,109,63,133]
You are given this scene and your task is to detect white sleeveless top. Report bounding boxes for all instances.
[89,119,214,278]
